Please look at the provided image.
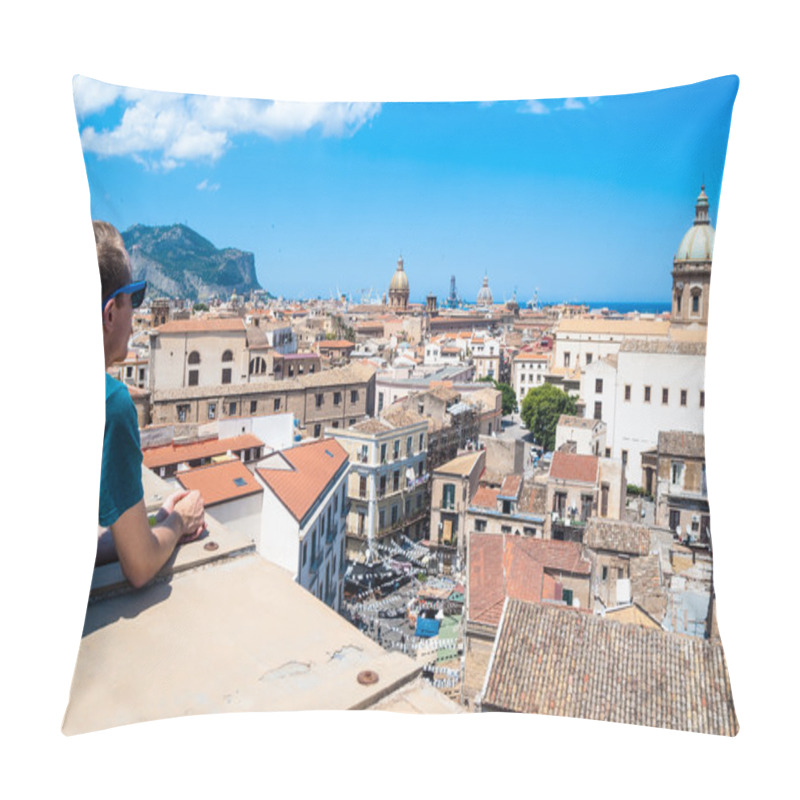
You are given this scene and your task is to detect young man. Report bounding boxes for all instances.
[95,221,205,588]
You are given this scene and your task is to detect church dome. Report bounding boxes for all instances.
[675,186,715,261]
[389,256,409,291]
[476,274,493,306]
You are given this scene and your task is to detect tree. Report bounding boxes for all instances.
[478,376,518,415]
[520,383,578,451]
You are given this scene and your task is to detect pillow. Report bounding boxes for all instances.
[65,74,738,736]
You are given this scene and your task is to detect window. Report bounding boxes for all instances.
[644,385,651,403]
[501,525,512,534]
[273,398,281,411]
[406,436,413,456]
[228,401,237,415]
[442,483,456,510]
[222,350,233,362]
[564,352,571,368]
[393,470,400,492]
[419,433,425,450]
[595,378,603,393]
[562,588,573,606]
[351,390,359,403]
[393,440,399,460]
[602,566,608,581]
[671,460,685,487]
[691,292,700,314]
[333,392,341,405]
[586,353,593,365]
[662,387,669,405]
[222,368,232,384]
[391,505,399,525]
[624,384,631,401]
[177,404,190,422]
[621,450,628,467]
[700,390,705,408]
[581,494,593,521]
[380,443,387,463]
[250,400,257,414]
[208,402,216,420]
[249,357,266,375]
[601,483,609,517]
[126,366,133,378]
[313,424,321,437]
[188,369,199,386]
[593,401,602,421]
[379,475,386,497]
[188,351,200,365]
[681,389,687,406]
[377,392,384,412]
[316,393,324,408]
[379,509,385,529]
[669,509,680,531]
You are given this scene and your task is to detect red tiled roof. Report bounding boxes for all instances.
[499,474,522,499]
[549,452,599,484]
[156,318,246,334]
[176,459,263,506]
[256,438,348,523]
[471,486,499,509]
[142,434,264,469]
[469,534,591,627]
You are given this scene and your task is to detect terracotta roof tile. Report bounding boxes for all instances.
[176,459,263,506]
[471,486,499,509]
[468,534,591,627]
[482,599,738,735]
[549,452,599,484]
[156,318,246,334]
[256,438,348,522]
[142,434,264,469]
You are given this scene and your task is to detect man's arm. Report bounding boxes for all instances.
[110,491,205,589]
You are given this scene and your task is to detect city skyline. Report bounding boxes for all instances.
[74,75,737,305]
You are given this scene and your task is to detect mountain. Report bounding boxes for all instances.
[121,223,263,301]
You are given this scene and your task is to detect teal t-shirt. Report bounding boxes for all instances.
[99,373,144,527]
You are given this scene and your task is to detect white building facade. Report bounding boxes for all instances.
[256,438,350,612]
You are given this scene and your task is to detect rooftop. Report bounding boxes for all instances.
[584,518,651,556]
[176,458,264,506]
[155,318,246,334]
[142,433,264,469]
[256,438,348,523]
[549,451,599,483]
[481,598,737,736]
[658,430,706,459]
[65,467,459,735]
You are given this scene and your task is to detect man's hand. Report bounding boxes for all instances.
[171,490,205,539]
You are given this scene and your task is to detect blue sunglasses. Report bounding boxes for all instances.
[102,280,147,312]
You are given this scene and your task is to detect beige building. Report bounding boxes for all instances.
[645,430,710,542]
[149,318,251,392]
[671,186,714,328]
[545,451,625,540]
[149,361,376,435]
[466,474,548,539]
[583,518,651,610]
[555,414,607,456]
[330,405,429,560]
[429,450,486,568]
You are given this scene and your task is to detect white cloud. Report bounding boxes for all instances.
[197,178,220,192]
[75,77,381,169]
[561,97,585,110]
[520,99,550,114]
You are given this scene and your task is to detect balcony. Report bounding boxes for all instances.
[64,466,461,734]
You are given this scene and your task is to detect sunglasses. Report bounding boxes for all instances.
[102,280,147,312]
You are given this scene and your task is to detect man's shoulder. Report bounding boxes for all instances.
[105,373,134,412]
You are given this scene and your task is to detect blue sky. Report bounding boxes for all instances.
[74,75,737,304]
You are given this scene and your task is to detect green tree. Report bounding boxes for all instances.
[520,383,578,451]
[478,376,518,415]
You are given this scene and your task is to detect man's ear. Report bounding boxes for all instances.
[102,299,114,330]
